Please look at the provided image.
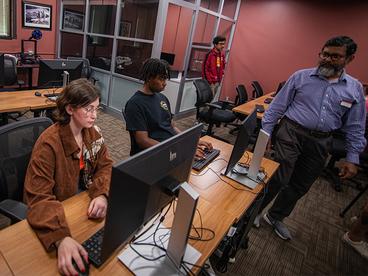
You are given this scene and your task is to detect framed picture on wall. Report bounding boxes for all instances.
[63,10,84,31]
[22,1,52,30]
[120,20,132,37]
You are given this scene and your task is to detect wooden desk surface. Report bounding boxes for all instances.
[232,94,273,119]
[0,251,13,276]
[192,136,279,219]
[0,137,279,275]
[0,88,61,113]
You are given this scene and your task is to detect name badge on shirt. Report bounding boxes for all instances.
[340,100,352,108]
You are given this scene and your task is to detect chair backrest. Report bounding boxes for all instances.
[236,84,248,105]
[193,79,213,107]
[251,81,264,98]
[67,57,92,79]
[276,81,286,93]
[121,109,138,156]
[3,54,18,86]
[0,117,53,201]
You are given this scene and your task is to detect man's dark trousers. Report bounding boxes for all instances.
[260,117,332,221]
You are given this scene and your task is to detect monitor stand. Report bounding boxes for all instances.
[224,164,265,189]
[223,129,269,189]
[118,182,201,275]
[62,71,69,87]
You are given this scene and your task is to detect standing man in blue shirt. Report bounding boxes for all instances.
[258,36,367,240]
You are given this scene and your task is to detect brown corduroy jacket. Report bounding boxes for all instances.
[24,123,112,251]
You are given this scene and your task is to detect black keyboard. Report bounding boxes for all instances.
[192,149,220,171]
[82,227,104,267]
[43,92,62,98]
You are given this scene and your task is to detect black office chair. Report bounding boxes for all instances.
[121,109,139,156]
[193,79,236,141]
[0,117,53,224]
[67,57,98,84]
[229,84,249,135]
[272,81,286,97]
[251,81,264,99]
[323,124,368,217]
[0,54,25,90]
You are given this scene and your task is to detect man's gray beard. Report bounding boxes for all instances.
[318,65,337,78]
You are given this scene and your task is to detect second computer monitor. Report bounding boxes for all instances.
[38,59,83,88]
[224,108,258,176]
[100,124,203,264]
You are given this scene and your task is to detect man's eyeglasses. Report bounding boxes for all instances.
[83,106,102,115]
[319,52,346,61]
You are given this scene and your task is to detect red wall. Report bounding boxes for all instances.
[162,5,192,71]
[222,0,368,100]
[0,0,58,86]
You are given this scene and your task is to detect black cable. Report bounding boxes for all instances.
[131,208,164,243]
[189,208,215,242]
[190,158,228,177]
[182,260,210,270]
[129,243,167,262]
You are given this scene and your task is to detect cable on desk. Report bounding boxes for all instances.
[131,201,172,243]
[190,158,228,177]
[189,208,215,242]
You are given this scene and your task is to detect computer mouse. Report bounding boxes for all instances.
[264,97,273,104]
[72,258,89,276]
[255,104,265,113]
[34,91,41,97]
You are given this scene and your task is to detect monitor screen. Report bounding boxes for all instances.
[38,59,83,88]
[224,108,258,175]
[160,52,175,66]
[100,124,203,263]
[0,53,4,87]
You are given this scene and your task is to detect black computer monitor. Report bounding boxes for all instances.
[160,52,175,66]
[224,108,258,176]
[98,124,203,264]
[38,59,83,88]
[0,53,4,87]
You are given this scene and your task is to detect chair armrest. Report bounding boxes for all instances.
[0,199,27,222]
[205,103,222,109]
[214,100,236,110]
[221,99,236,106]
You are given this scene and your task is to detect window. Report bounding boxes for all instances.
[118,0,158,40]
[0,0,16,39]
[115,40,153,78]
[86,35,114,71]
[60,32,84,58]
[89,1,117,36]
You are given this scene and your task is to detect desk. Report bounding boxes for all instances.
[0,88,60,125]
[0,252,13,276]
[0,137,279,275]
[232,94,273,119]
[16,63,39,89]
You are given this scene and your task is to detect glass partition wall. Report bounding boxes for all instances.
[58,0,240,115]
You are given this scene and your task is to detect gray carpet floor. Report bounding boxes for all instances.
[96,110,368,276]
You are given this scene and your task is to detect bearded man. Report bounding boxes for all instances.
[254,36,367,240]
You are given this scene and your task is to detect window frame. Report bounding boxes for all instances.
[0,0,16,39]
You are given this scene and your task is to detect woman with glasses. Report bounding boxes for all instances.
[24,78,112,275]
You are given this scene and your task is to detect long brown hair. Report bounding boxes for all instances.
[54,79,100,124]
